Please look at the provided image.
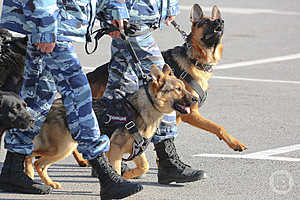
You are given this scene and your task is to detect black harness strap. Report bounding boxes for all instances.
[123,119,150,161]
[163,49,208,107]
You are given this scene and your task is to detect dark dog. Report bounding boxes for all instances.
[0,28,26,94]
[0,29,33,148]
[0,91,34,142]
[24,64,196,188]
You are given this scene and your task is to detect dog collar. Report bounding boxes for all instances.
[183,43,213,73]
[189,58,213,72]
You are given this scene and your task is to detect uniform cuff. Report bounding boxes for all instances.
[30,32,56,44]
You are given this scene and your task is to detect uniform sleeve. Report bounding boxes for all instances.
[24,0,59,44]
[167,0,180,16]
[96,0,129,20]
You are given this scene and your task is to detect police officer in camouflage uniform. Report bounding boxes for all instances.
[0,0,143,198]
[102,0,207,184]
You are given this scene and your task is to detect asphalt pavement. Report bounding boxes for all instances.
[1,0,300,199]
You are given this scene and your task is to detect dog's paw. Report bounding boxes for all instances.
[230,139,247,152]
[78,160,89,167]
[49,182,62,189]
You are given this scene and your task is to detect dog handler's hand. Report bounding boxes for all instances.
[109,19,124,38]
[35,42,56,54]
[166,16,176,26]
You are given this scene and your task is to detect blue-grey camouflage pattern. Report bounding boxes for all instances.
[126,0,179,28]
[0,0,129,43]
[102,25,177,144]
[5,41,110,160]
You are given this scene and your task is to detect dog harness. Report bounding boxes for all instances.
[96,93,151,162]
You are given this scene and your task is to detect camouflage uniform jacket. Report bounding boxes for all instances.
[126,0,179,28]
[0,0,129,43]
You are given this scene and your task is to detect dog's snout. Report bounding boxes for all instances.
[192,96,198,102]
[214,19,224,32]
[215,18,224,25]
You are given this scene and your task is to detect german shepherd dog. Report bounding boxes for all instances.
[74,3,246,167]
[24,64,197,188]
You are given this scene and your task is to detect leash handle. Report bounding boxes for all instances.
[90,12,148,80]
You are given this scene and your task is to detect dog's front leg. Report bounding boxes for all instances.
[123,153,149,179]
[107,143,123,175]
[179,109,247,151]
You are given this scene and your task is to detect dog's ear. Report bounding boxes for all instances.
[162,64,174,77]
[150,65,165,89]
[212,5,222,20]
[190,4,204,23]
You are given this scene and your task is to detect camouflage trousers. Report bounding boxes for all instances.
[102,27,177,144]
[5,41,109,160]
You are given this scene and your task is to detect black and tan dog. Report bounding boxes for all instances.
[72,4,246,171]
[24,64,197,188]
[85,4,246,153]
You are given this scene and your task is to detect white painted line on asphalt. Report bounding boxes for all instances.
[179,6,300,16]
[194,144,300,162]
[212,76,300,85]
[194,154,300,162]
[215,53,300,70]
[246,144,300,157]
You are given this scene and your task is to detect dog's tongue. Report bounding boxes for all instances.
[180,105,191,114]
[185,107,191,114]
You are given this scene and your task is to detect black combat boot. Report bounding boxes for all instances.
[91,160,133,177]
[89,153,143,200]
[91,161,144,179]
[154,138,207,184]
[0,151,52,194]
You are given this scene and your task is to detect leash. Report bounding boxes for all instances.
[171,21,188,41]
[171,21,191,49]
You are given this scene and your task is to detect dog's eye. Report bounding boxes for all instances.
[197,19,210,28]
[176,87,182,92]
[13,104,21,111]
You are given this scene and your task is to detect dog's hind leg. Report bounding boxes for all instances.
[24,156,35,180]
[123,153,149,179]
